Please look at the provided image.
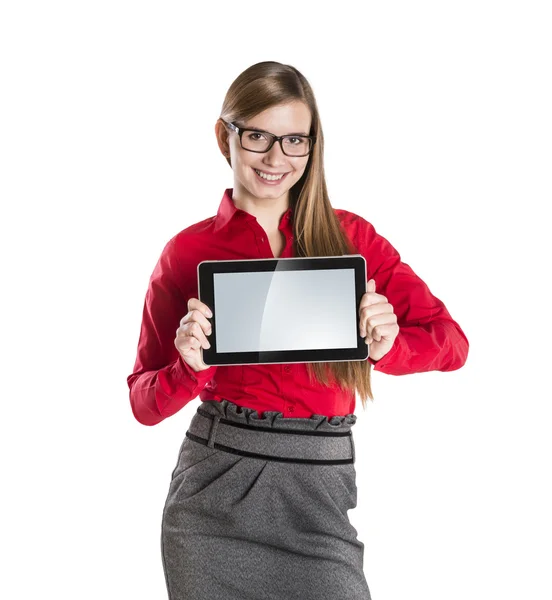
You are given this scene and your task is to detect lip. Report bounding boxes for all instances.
[253,167,290,185]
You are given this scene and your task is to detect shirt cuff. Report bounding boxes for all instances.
[174,354,218,385]
[367,335,403,371]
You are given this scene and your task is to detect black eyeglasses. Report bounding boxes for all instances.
[221,119,316,157]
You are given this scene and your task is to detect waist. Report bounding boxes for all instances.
[186,401,356,465]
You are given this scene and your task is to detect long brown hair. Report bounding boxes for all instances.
[219,61,374,409]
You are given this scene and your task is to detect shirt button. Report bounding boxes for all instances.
[284,366,291,373]
[287,406,295,413]
[260,236,265,242]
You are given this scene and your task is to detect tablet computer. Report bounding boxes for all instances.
[197,255,369,366]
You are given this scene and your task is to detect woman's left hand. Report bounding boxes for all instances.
[359,279,400,362]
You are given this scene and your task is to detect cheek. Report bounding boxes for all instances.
[232,146,249,167]
[293,162,309,180]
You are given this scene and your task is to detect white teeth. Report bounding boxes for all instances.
[255,169,284,181]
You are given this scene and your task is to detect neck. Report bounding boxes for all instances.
[232,185,289,230]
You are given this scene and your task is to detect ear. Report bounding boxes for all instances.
[214,119,230,157]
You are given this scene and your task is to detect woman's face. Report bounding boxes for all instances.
[220,100,312,205]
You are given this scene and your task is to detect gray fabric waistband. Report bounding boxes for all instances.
[186,407,356,465]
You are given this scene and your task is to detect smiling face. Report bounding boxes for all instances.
[216,100,312,213]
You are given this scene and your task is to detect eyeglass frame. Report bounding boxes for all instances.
[221,118,316,157]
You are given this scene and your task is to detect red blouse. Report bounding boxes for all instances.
[127,188,469,425]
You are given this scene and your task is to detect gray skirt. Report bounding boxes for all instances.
[161,399,372,600]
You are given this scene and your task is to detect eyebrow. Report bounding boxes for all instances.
[239,125,309,137]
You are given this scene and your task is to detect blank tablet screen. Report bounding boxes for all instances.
[213,268,357,352]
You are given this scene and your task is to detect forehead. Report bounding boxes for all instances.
[244,101,312,135]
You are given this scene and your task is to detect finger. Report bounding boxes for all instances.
[175,333,201,354]
[359,294,388,319]
[360,292,388,308]
[360,310,397,339]
[180,309,213,336]
[188,297,213,318]
[187,320,211,349]
[176,324,210,351]
[359,303,395,335]
[368,322,399,343]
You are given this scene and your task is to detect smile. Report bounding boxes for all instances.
[253,168,289,182]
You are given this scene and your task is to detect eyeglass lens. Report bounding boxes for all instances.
[241,130,311,156]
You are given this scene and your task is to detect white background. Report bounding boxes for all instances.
[1,1,550,599]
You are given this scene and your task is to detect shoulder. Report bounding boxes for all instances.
[152,215,216,271]
[333,207,378,242]
[333,207,400,264]
[173,215,216,241]
[165,215,217,249]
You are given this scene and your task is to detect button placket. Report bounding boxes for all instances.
[283,364,295,413]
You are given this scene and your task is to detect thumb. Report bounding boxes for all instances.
[367,278,376,293]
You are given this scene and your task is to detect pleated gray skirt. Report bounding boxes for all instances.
[161,399,372,600]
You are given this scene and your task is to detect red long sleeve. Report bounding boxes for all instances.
[127,237,218,426]
[359,218,469,374]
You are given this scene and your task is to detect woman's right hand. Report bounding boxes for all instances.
[174,298,213,372]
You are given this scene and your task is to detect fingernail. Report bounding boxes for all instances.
[206,309,213,318]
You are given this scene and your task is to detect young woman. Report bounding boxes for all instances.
[127,61,469,600]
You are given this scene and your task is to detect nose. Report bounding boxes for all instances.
[262,141,288,168]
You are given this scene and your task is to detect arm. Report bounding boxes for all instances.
[360,219,469,375]
[127,237,217,426]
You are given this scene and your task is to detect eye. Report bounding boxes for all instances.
[287,137,303,145]
[248,132,267,141]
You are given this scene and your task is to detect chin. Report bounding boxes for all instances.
[256,187,292,199]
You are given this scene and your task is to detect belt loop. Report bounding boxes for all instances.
[349,431,356,464]
[207,414,221,448]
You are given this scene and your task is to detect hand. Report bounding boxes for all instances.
[359,279,399,362]
[174,298,214,372]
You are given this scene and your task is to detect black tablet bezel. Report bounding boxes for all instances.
[197,255,369,366]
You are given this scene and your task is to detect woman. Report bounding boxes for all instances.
[127,61,469,600]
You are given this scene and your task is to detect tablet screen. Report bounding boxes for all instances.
[213,268,357,352]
